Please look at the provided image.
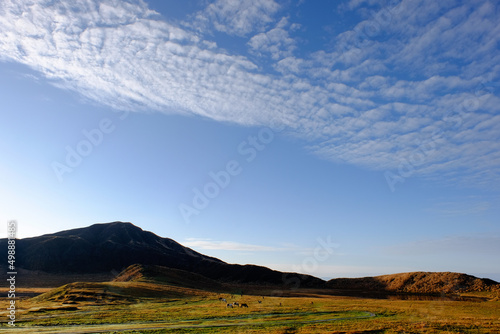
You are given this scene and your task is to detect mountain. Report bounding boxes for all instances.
[327,271,500,295]
[1,221,323,288]
[7,221,222,273]
[3,222,498,296]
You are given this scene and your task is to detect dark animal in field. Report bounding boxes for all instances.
[258,300,262,304]
[226,303,233,308]
[233,302,239,306]
[240,303,248,308]
[220,298,226,302]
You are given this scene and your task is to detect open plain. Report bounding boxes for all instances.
[1,280,500,334]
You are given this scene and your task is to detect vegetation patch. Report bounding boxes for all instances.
[28,306,79,313]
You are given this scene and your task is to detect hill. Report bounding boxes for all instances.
[327,271,500,295]
[113,264,226,291]
[32,280,211,304]
[0,221,323,288]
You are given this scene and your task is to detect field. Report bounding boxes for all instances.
[1,282,500,333]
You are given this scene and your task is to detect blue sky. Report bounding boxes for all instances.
[1,0,499,281]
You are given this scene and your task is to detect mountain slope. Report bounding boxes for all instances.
[0,221,323,287]
[113,264,226,291]
[7,222,222,273]
[327,271,500,294]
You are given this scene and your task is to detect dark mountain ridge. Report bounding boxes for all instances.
[1,221,322,287]
[8,222,222,273]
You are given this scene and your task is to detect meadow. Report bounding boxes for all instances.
[1,282,500,333]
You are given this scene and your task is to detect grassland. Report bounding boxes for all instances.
[1,281,500,333]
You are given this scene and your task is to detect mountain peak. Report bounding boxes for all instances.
[8,221,221,273]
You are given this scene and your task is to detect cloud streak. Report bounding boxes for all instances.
[0,0,499,187]
[190,0,281,37]
[248,17,298,60]
[183,238,287,252]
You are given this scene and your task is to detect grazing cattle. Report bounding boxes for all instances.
[226,303,233,308]
[258,300,262,304]
[233,302,239,306]
[240,303,248,308]
[220,298,226,302]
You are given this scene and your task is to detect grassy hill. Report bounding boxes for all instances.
[327,271,500,295]
[32,280,212,304]
[113,264,225,291]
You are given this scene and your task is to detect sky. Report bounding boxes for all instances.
[0,0,499,281]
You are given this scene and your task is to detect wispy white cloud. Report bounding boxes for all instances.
[181,238,335,257]
[0,0,499,188]
[340,0,380,12]
[190,0,280,37]
[427,197,492,217]
[183,238,289,252]
[248,17,298,60]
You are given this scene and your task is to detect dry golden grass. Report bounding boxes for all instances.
[1,282,499,333]
[327,271,500,295]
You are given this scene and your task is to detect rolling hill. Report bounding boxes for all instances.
[113,264,226,291]
[327,271,500,295]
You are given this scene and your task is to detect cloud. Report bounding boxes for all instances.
[248,17,298,60]
[0,0,499,188]
[427,198,492,217]
[341,0,381,12]
[191,0,280,37]
[181,238,334,257]
[182,238,283,252]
